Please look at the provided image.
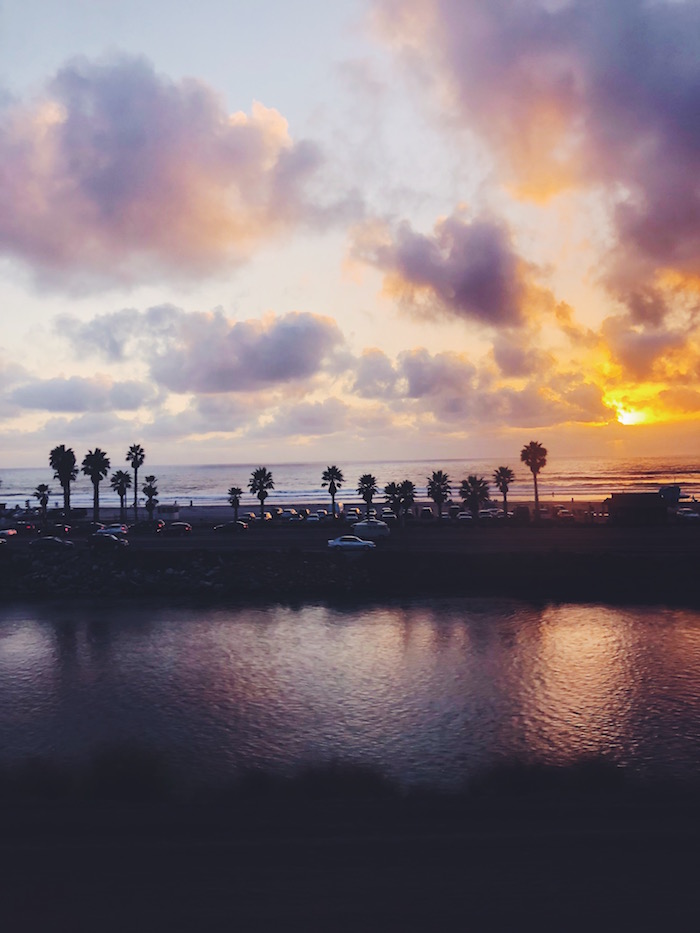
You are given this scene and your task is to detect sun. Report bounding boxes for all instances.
[615,407,647,426]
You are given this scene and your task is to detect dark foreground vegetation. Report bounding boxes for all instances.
[2,522,700,607]
[1,751,699,930]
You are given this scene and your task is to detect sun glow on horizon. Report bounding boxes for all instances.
[616,407,647,426]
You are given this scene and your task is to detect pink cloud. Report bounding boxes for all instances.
[0,55,337,289]
[372,0,700,317]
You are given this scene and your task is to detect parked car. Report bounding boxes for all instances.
[420,507,434,520]
[45,523,72,537]
[306,514,321,523]
[328,535,376,552]
[71,521,106,536]
[161,522,193,536]
[29,536,74,551]
[12,521,37,535]
[213,521,248,533]
[89,533,129,551]
[128,520,165,535]
[456,512,473,522]
[675,507,700,523]
[94,526,129,539]
[0,528,18,539]
[351,519,390,539]
[556,508,575,524]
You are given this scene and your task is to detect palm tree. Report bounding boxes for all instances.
[321,466,344,519]
[427,470,451,520]
[33,483,51,525]
[49,445,78,520]
[82,448,111,522]
[399,479,416,523]
[142,475,159,520]
[227,486,243,521]
[384,481,402,517]
[460,475,491,519]
[126,444,145,522]
[249,467,274,519]
[110,470,132,523]
[357,473,378,518]
[493,466,515,518]
[520,441,548,521]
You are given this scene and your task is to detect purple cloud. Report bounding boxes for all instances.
[11,376,156,412]
[372,0,700,316]
[353,212,528,326]
[0,55,336,289]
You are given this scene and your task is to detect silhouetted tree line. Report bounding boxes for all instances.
[27,440,547,526]
[44,443,154,524]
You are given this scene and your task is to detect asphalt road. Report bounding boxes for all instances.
[10,518,698,557]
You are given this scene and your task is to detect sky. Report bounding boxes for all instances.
[1,0,700,467]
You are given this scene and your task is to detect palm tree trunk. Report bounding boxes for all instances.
[133,468,139,521]
[63,484,70,521]
[234,504,239,521]
[120,495,125,523]
[533,473,539,521]
[260,497,264,520]
[93,481,99,523]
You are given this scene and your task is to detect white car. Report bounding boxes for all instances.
[351,519,390,538]
[676,508,700,523]
[95,524,129,537]
[328,535,376,551]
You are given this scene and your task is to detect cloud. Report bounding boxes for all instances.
[352,348,399,398]
[0,54,342,289]
[57,305,347,393]
[252,398,350,439]
[492,333,555,378]
[372,0,700,320]
[352,211,529,326]
[601,314,689,379]
[349,342,610,427]
[10,375,157,412]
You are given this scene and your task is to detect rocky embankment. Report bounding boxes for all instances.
[2,531,700,606]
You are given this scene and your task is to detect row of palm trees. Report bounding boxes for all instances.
[38,439,548,525]
[227,443,548,523]
[351,442,547,520]
[45,443,155,523]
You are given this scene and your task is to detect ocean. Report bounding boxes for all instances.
[0,455,698,511]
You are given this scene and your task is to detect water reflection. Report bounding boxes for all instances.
[1,599,700,787]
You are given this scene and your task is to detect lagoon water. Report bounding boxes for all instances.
[2,598,700,789]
